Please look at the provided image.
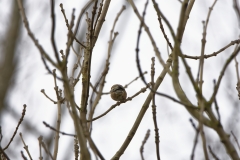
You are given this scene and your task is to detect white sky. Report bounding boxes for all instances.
[1,0,240,160]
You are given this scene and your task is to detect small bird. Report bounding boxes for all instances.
[110,84,127,102]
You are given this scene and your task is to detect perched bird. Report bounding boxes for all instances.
[110,84,127,102]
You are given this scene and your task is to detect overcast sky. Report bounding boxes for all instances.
[1,0,239,159]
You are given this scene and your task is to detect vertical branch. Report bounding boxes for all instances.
[80,1,97,121]
[199,120,209,160]
[182,0,195,33]
[81,0,112,123]
[63,70,91,160]
[235,54,240,84]
[50,0,60,64]
[81,0,98,117]
[175,0,189,43]
[234,44,240,98]
[74,137,80,160]
[64,7,76,63]
[93,0,104,32]
[80,15,91,124]
[189,119,199,160]
[172,0,190,99]
[94,0,112,45]
[198,10,212,159]
[52,70,62,160]
[38,136,43,160]
[197,0,217,84]
[58,5,90,159]
[171,0,200,118]
[213,80,221,122]
[151,57,160,160]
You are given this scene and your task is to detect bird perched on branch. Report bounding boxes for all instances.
[110,84,127,102]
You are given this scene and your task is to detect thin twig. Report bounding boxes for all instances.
[43,121,75,137]
[183,39,240,60]
[190,119,199,160]
[231,131,240,151]
[93,0,111,45]
[133,0,166,97]
[40,139,54,160]
[87,136,105,160]
[3,104,27,150]
[89,74,105,126]
[41,55,62,80]
[234,44,240,99]
[21,151,28,160]
[17,0,62,81]
[124,71,148,88]
[151,57,160,160]
[66,9,77,66]
[50,0,60,63]
[52,70,62,160]
[157,13,173,50]
[93,0,104,32]
[19,133,33,160]
[38,136,43,160]
[135,2,148,89]
[208,146,220,160]
[198,2,218,159]
[140,129,150,160]
[128,0,166,68]
[209,46,240,104]
[40,89,57,104]
[60,3,86,48]
[152,0,176,40]
[213,80,221,122]
[235,46,240,83]
[73,0,96,37]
